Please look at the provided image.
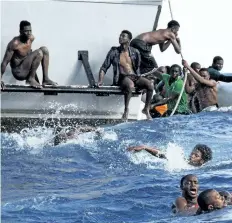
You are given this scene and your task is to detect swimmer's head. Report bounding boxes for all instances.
[180,174,199,199]
[199,68,210,80]
[189,144,212,166]
[170,64,182,79]
[119,30,133,44]
[198,189,226,212]
[219,191,232,205]
[212,56,224,71]
[191,62,201,73]
[19,20,32,39]
[167,20,180,35]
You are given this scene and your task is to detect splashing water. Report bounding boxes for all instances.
[1,111,232,223]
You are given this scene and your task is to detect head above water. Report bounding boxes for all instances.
[119,30,133,45]
[189,144,212,166]
[180,174,199,199]
[219,191,232,205]
[212,56,224,71]
[170,64,182,79]
[167,20,180,35]
[191,62,201,73]
[199,68,210,80]
[198,189,226,212]
[19,20,32,40]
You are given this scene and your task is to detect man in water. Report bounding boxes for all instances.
[1,20,57,89]
[208,56,232,82]
[127,144,212,167]
[182,60,218,112]
[98,30,154,120]
[219,191,232,205]
[151,64,190,115]
[197,189,226,214]
[54,125,103,146]
[172,174,199,214]
[130,20,181,73]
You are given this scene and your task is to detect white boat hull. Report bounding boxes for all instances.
[1,0,161,125]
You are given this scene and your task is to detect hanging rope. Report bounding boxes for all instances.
[168,0,187,116]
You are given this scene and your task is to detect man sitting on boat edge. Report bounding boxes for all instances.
[97,30,154,120]
[1,20,57,89]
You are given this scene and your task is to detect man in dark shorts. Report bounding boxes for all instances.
[98,30,154,120]
[172,174,199,214]
[130,20,181,73]
[1,20,57,89]
[208,56,232,82]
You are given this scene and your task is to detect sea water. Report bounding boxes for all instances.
[1,109,232,223]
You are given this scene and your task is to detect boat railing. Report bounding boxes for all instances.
[1,50,141,97]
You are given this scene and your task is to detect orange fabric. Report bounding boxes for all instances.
[154,104,168,116]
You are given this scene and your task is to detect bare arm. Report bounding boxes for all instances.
[146,67,164,80]
[174,197,187,212]
[159,40,171,52]
[127,145,166,159]
[182,60,217,87]
[1,41,15,77]
[168,33,181,54]
[185,74,196,94]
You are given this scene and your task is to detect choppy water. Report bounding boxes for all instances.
[1,109,232,223]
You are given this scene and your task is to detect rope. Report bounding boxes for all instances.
[168,0,186,116]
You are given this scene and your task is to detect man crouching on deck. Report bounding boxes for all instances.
[1,20,57,89]
[97,30,154,120]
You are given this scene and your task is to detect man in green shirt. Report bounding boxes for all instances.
[153,64,190,115]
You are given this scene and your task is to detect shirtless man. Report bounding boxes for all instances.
[54,125,102,146]
[127,144,213,167]
[98,30,154,120]
[172,175,199,214]
[182,60,218,112]
[197,189,226,214]
[130,20,181,73]
[1,20,57,89]
[185,62,201,113]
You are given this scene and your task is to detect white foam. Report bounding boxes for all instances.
[165,143,192,172]
[127,142,193,172]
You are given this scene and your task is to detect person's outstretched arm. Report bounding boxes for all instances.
[182,60,217,87]
[127,145,166,159]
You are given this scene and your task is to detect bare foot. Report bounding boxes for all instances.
[122,109,129,121]
[27,78,42,89]
[42,79,58,87]
[142,108,152,120]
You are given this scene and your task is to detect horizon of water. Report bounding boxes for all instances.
[1,109,232,223]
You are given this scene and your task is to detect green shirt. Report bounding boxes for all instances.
[162,74,189,113]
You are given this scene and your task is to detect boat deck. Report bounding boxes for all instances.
[1,84,141,96]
